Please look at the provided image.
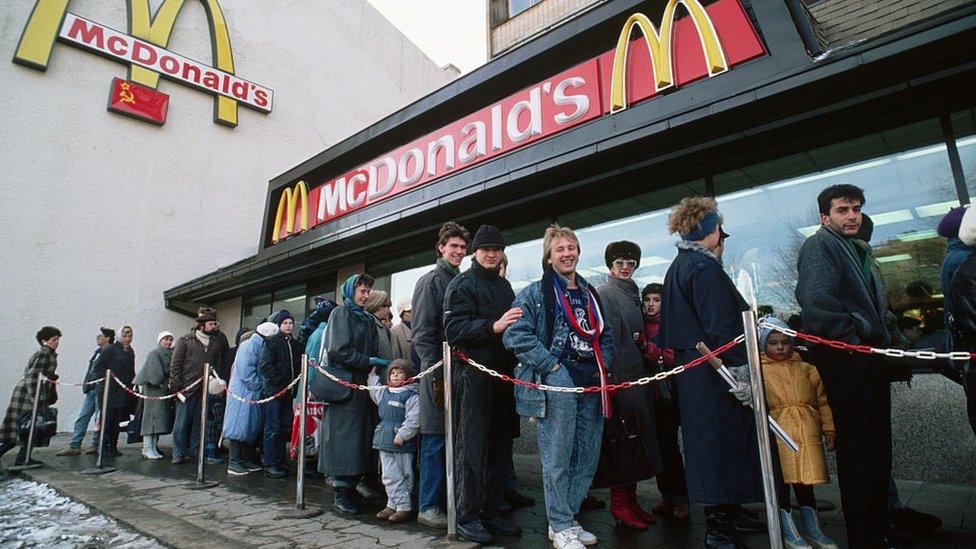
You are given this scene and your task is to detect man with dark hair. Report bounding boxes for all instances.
[170,310,223,464]
[797,184,892,548]
[412,220,469,528]
[200,307,230,465]
[57,327,114,456]
[444,225,523,543]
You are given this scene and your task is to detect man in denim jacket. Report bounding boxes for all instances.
[503,224,613,549]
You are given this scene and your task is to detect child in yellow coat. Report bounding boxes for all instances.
[761,317,838,549]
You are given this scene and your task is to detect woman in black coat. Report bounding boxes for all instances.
[658,197,761,548]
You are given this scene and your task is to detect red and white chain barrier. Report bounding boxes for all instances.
[454,335,747,394]
[111,375,204,401]
[42,377,103,388]
[311,360,444,391]
[759,321,976,361]
[226,376,302,405]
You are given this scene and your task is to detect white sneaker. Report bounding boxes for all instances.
[549,525,598,546]
[417,508,448,528]
[551,528,586,549]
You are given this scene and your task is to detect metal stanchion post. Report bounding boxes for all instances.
[82,370,117,475]
[8,372,45,472]
[187,363,219,489]
[742,310,783,549]
[443,342,457,539]
[278,355,322,519]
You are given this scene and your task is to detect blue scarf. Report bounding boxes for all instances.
[341,274,369,320]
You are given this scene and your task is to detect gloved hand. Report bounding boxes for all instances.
[726,365,753,408]
[369,357,391,367]
[432,378,445,408]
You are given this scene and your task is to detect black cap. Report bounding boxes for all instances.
[604,241,641,269]
[471,225,505,251]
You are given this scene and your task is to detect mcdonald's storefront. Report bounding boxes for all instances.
[170,0,976,481]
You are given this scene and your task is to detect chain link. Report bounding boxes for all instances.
[226,375,302,405]
[311,360,444,391]
[759,321,976,361]
[42,376,103,388]
[113,375,203,401]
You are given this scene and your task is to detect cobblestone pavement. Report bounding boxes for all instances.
[3,434,976,548]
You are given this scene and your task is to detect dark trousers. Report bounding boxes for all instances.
[453,365,513,524]
[262,397,293,469]
[811,347,891,549]
[206,395,226,457]
[653,380,688,501]
[778,483,816,511]
[172,393,202,459]
[965,364,976,438]
[99,406,127,451]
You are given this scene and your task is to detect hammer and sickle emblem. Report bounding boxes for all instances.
[119,82,136,104]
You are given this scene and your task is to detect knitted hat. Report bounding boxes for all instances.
[937,206,967,238]
[100,327,116,341]
[397,299,412,313]
[270,309,294,326]
[386,358,415,383]
[365,290,391,314]
[604,241,641,268]
[759,316,791,350]
[470,225,506,251]
[156,331,174,344]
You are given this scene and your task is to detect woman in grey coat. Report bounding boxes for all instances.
[134,332,174,459]
[318,274,381,515]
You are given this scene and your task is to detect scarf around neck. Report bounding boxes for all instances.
[437,257,461,277]
[675,240,721,265]
[195,329,211,348]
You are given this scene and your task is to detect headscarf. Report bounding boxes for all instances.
[341,274,369,319]
[759,315,791,350]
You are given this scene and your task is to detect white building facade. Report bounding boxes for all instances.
[0,0,456,428]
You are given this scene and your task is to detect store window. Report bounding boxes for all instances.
[508,0,542,18]
[950,108,976,199]
[272,284,308,326]
[241,292,272,332]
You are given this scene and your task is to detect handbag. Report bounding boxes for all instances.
[127,408,144,444]
[309,364,354,404]
[591,407,654,489]
[18,407,58,447]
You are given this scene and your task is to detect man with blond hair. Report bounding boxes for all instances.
[504,224,613,549]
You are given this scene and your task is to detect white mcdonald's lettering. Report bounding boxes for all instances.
[58,13,272,112]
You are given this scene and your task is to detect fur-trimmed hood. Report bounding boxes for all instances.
[256,322,279,338]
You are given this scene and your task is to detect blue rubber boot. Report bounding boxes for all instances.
[797,506,839,549]
[780,509,812,549]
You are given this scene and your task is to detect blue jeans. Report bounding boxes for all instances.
[172,393,202,459]
[69,391,100,448]
[419,434,446,512]
[262,397,292,469]
[536,366,604,533]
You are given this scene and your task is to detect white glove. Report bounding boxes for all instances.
[726,365,753,408]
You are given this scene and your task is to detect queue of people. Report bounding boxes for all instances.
[5,183,973,549]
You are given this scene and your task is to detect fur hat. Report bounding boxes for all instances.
[386,358,415,383]
[196,310,217,324]
[604,241,641,268]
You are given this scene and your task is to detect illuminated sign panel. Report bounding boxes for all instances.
[14,0,273,127]
[267,0,764,244]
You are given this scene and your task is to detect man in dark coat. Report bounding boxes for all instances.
[796,184,892,548]
[169,311,223,464]
[259,309,302,477]
[949,252,976,438]
[91,325,136,457]
[444,225,523,544]
[204,307,231,465]
[596,241,662,530]
[659,197,760,548]
[411,221,469,528]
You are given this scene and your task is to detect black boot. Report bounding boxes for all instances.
[0,441,14,459]
[13,445,40,467]
[705,505,748,549]
[332,487,359,515]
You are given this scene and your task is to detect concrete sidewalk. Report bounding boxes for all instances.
[4,434,976,548]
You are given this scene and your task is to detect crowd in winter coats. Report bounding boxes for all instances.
[6,183,976,549]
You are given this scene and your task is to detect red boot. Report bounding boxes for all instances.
[628,489,658,525]
[610,486,649,530]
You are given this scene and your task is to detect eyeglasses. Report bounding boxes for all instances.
[612,259,638,269]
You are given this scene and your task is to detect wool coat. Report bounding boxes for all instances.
[258,331,301,399]
[373,316,394,360]
[169,330,222,396]
[91,342,136,410]
[134,345,173,435]
[317,305,379,477]
[597,276,663,472]
[659,245,763,504]
[390,321,412,362]
[411,259,458,434]
[762,352,834,484]
[223,323,278,443]
[1,346,58,445]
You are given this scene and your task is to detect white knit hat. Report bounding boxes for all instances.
[157,331,174,344]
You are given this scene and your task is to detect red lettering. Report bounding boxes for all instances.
[202,71,220,91]
[106,35,127,56]
[231,80,249,100]
[159,55,179,75]
[181,63,202,84]
[254,89,269,108]
[66,17,104,49]
[221,74,230,94]
[132,41,157,65]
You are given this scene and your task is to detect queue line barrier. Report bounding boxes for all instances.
[760,321,976,361]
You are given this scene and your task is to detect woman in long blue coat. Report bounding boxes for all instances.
[659,197,762,549]
[223,321,279,475]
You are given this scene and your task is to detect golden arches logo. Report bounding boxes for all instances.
[272,181,309,244]
[610,0,729,114]
[15,0,240,126]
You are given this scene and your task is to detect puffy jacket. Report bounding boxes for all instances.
[444,259,517,375]
[258,332,302,399]
[502,269,613,418]
[223,322,278,443]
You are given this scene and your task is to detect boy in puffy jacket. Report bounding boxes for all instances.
[368,359,420,524]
